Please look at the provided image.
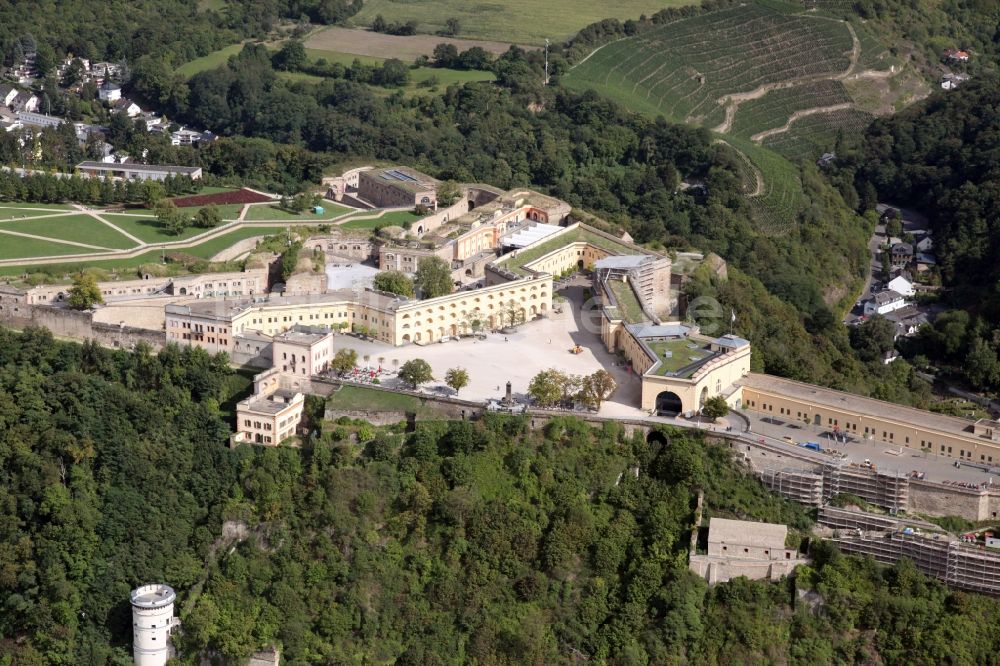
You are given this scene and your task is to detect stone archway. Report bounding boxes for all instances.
[700,386,708,410]
[655,391,684,416]
[426,329,434,342]
[402,334,411,343]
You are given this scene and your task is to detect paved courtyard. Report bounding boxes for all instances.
[331,279,645,416]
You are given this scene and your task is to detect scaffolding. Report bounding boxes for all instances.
[834,530,1000,596]
[822,462,909,513]
[759,468,824,507]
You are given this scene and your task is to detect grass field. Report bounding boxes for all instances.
[176,42,245,77]
[351,0,695,44]
[3,214,138,250]
[0,234,102,261]
[0,202,74,211]
[339,210,424,230]
[244,201,354,221]
[304,46,496,94]
[99,215,214,244]
[306,26,524,60]
[178,227,286,259]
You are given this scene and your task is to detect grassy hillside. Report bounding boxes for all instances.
[562,0,903,232]
[351,0,695,45]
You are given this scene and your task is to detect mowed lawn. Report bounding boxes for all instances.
[0,203,75,212]
[0,234,102,260]
[339,210,424,229]
[177,42,246,77]
[352,0,694,44]
[180,226,286,259]
[244,201,354,221]
[3,214,138,250]
[100,215,216,244]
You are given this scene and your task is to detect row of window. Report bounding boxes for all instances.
[243,419,273,431]
[747,397,998,462]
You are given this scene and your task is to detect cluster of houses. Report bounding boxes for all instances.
[940,48,972,90]
[857,208,939,346]
[0,52,215,162]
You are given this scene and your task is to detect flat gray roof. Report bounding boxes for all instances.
[594,255,652,270]
[167,288,406,320]
[76,161,202,175]
[627,323,695,338]
[709,517,787,549]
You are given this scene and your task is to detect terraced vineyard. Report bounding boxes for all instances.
[729,80,851,138]
[564,4,853,128]
[564,0,897,234]
[762,107,874,159]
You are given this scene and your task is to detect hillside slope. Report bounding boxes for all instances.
[562,1,923,232]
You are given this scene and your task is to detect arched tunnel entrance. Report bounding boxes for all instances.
[655,391,683,416]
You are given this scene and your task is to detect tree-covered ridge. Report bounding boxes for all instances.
[829,77,1000,393]
[4,328,1000,664]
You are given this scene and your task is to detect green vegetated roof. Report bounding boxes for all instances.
[645,338,715,378]
[498,226,640,275]
[608,280,646,324]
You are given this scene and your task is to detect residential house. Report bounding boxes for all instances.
[941,73,970,90]
[864,289,908,316]
[885,307,929,338]
[0,84,18,108]
[170,127,214,146]
[888,275,915,297]
[111,98,142,117]
[98,81,122,102]
[916,252,937,268]
[889,242,913,269]
[944,48,970,62]
[91,62,124,80]
[10,92,39,113]
[916,236,933,253]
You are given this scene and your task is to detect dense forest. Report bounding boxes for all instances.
[830,75,1000,393]
[3,327,1000,664]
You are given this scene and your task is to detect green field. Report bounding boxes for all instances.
[352,0,695,44]
[100,214,217,244]
[0,202,75,212]
[2,214,138,250]
[339,210,424,230]
[305,47,495,94]
[179,226,286,259]
[244,201,354,221]
[0,234,102,261]
[176,42,246,77]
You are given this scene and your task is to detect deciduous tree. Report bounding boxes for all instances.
[445,367,469,394]
[399,358,433,389]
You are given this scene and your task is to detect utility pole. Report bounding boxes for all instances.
[544,39,550,85]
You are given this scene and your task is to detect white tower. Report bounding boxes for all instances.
[130,584,176,666]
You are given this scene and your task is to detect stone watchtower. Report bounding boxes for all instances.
[130,584,177,666]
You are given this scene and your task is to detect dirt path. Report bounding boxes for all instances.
[571,37,627,73]
[712,19,859,134]
[750,102,854,142]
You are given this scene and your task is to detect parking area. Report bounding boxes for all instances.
[742,407,998,485]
